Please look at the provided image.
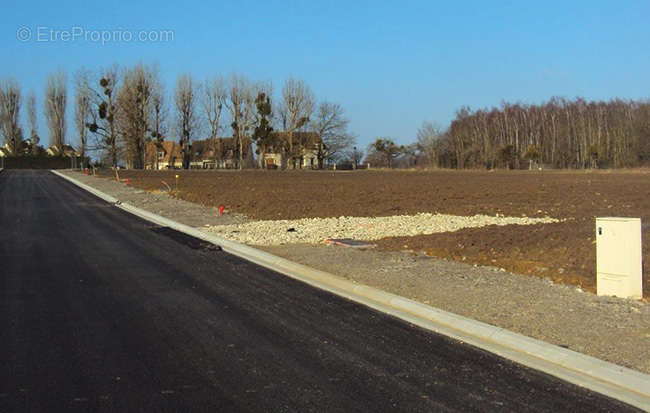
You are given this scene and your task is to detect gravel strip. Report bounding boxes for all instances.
[204,214,558,245]
[59,170,650,374]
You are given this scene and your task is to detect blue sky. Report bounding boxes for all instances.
[2,0,650,149]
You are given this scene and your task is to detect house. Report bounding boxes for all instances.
[264,132,326,169]
[46,144,79,157]
[21,139,45,156]
[1,140,44,156]
[144,138,253,170]
[0,143,13,157]
[144,141,183,169]
[189,138,232,169]
[190,138,255,169]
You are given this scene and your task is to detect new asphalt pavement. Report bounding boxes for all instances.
[0,170,639,412]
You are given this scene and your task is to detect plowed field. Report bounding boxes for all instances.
[99,169,650,297]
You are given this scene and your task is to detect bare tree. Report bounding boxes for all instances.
[225,74,256,170]
[174,74,199,169]
[416,121,443,167]
[446,96,650,169]
[0,78,23,154]
[201,75,227,165]
[118,63,157,169]
[280,76,313,169]
[150,76,167,169]
[311,101,354,168]
[44,70,67,151]
[74,70,92,160]
[27,92,39,149]
[86,65,121,169]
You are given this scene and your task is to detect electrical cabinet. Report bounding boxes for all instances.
[596,217,642,299]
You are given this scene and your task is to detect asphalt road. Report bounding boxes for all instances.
[0,170,637,412]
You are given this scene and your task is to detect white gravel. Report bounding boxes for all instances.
[61,171,649,374]
[205,213,559,245]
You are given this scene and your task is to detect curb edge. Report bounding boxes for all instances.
[51,170,650,411]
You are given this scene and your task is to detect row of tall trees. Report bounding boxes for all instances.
[447,97,650,169]
[14,71,647,170]
[0,73,68,157]
[367,97,650,170]
[0,65,356,170]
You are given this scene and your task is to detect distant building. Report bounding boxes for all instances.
[1,140,45,157]
[144,138,253,169]
[142,134,327,170]
[264,132,326,169]
[144,141,183,170]
[45,144,79,157]
[0,143,12,157]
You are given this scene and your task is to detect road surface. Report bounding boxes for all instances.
[0,170,637,412]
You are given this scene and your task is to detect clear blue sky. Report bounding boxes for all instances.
[2,0,650,149]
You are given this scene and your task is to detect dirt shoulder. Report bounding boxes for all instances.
[61,170,650,375]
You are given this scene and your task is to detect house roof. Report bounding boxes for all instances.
[190,138,249,161]
[46,144,79,157]
[145,138,244,164]
[268,132,322,151]
[145,140,183,164]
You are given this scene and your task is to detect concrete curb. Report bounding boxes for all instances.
[51,170,650,411]
[52,169,118,204]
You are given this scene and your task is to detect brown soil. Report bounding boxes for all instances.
[375,222,602,292]
[98,169,650,297]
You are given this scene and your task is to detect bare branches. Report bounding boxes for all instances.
[280,77,313,168]
[311,101,354,165]
[44,70,67,151]
[149,75,167,169]
[201,75,227,163]
[416,121,443,167]
[174,74,199,169]
[448,97,650,169]
[225,74,256,170]
[27,92,39,146]
[118,63,159,169]
[0,79,23,154]
[3,66,362,171]
[74,69,92,158]
[86,65,121,167]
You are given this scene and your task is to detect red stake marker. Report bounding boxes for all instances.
[125,178,130,186]
[218,205,225,215]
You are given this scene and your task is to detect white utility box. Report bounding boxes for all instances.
[596,217,642,299]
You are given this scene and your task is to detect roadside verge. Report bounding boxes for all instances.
[51,169,650,411]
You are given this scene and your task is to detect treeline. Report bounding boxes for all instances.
[364,97,650,170]
[448,97,650,169]
[5,68,650,171]
[0,63,356,169]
